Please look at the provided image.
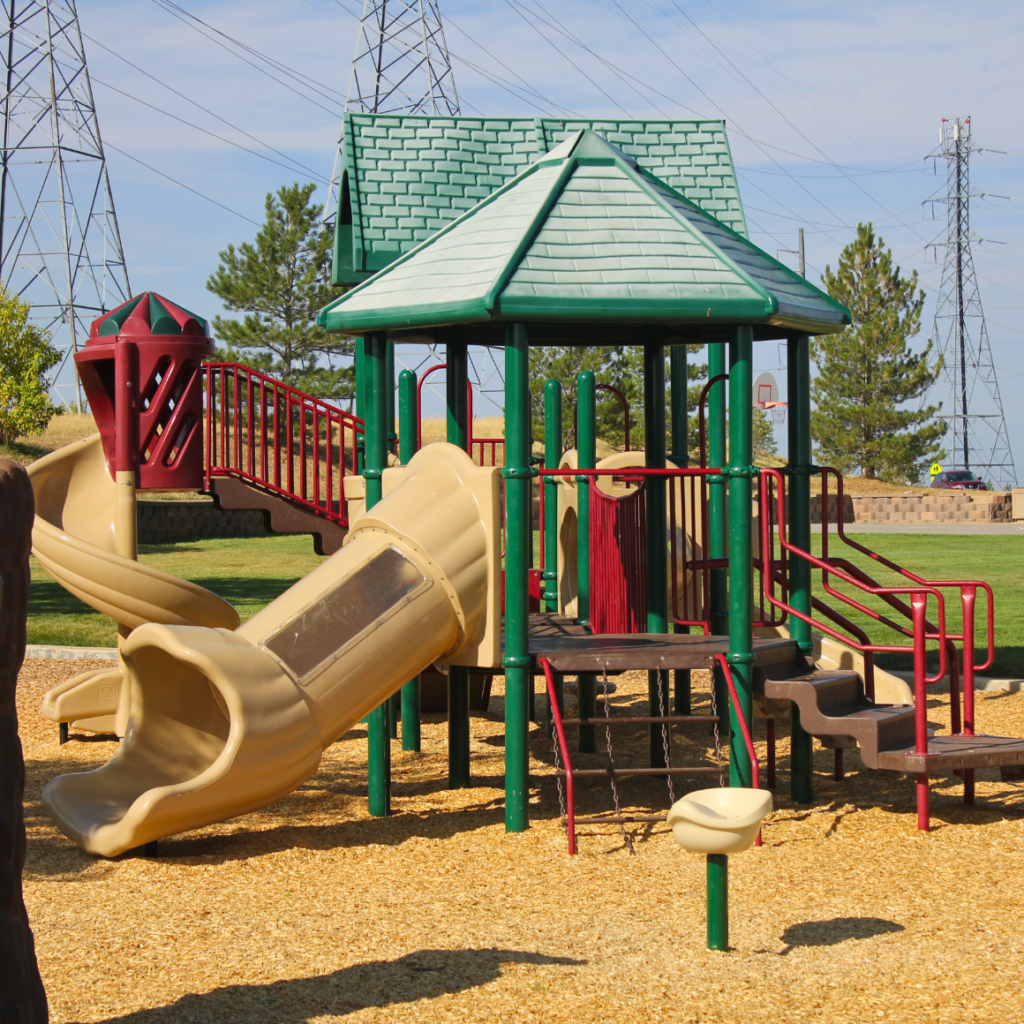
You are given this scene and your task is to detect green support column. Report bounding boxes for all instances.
[386,339,400,739]
[727,326,754,788]
[707,341,729,735]
[706,854,729,951]
[354,336,366,472]
[670,344,692,715]
[398,368,421,753]
[503,323,532,832]
[363,332,391,816]
[576,371,597,753]
[787,334,815,803]
[543,380,562,614]
[446,340,471,788]
[645,342,670,768]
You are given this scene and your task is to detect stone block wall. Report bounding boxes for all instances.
[809,491,1013,524]
[137,499,265,544]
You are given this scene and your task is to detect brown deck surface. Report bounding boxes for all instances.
[877,734,1024,772]
[528,633,796,672]
[527,613,588,638]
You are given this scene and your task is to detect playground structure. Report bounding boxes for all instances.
[32,125,1024,858]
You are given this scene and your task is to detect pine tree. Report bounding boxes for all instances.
[812,223,944,482]
[0,286,60,445]
[207,183,352,400]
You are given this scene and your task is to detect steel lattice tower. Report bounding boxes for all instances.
[325,0,459,231]
[0,1,131,406]
[924,118,1016,489]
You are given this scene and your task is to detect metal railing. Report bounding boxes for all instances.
[204,362,363,528]
[759,468,949,760]
[416,362,505,467]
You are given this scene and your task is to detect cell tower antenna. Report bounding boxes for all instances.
[1,0,131,408]
[324,0,459,229]
[922,117,1016,489]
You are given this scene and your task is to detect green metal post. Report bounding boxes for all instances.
[354,335,366,472]
[707,341,729,735]
[363,331,390,816]
[503,323,532,832]
[576,370,597,753]
[386,339,400,738]
[670,344,692,715]
[788,334,815,803]
[645,342,670,768]
[398,368,421,753]
[543,379,562,614]
[727,326,754,788]
[446,340,471,788]
[706,854,729,951]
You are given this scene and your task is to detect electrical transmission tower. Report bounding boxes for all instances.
[924,117,1016,489]
[324,0,459,230]
[1,1,131,407]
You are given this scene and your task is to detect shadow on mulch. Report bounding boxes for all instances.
[778,917,904,955]
[85,948,585,1024]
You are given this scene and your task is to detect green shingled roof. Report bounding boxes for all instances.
[318,131,850,339]
[334,113,748,284]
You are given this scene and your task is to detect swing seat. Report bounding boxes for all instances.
[667,787,772,855]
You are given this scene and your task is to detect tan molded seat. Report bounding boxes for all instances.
[667,788,773,855]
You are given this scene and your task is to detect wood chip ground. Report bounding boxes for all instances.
[18,659,1024,1023]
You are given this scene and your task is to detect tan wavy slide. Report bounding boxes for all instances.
[30,434,240,735]
[41,443,500,857]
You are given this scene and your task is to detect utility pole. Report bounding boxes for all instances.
[0,1,131,408]
[924,117,1016,488]
[779,227,805,278]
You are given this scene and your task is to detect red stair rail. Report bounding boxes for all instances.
[204,362,363,528]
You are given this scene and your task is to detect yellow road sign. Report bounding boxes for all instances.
[930,463,943,478]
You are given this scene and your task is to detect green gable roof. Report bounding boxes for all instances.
[334,113,748,284]
[319,131,850,339]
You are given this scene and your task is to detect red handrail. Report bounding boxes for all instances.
[204,362,363,528]
[416,363,505,467]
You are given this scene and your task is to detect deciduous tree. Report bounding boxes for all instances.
[0,287,60,446]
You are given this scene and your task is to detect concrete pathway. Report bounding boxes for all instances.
[810,521,1024,535]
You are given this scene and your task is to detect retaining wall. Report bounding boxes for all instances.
[137,499,265,544]
[810,491,1013,524]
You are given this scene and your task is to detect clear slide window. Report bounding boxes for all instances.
[263,545,427,681]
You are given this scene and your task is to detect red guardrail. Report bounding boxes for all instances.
[204,362,363,528]
[417,363,505,467]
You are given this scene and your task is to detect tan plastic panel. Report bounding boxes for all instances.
[42,443,500,856]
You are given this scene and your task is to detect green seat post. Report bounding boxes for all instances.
[787,334,815,803]
[446,339,471,789]
[576,370,597,754]
[504,324,532,832]
[398,368,421,753]
[386,339,400,739]
[670,343,692,716]
[707,341,729,736]
[727,327,754,788]
[363,331,391,817]
[645,341,670,768]
[543,379,562,614]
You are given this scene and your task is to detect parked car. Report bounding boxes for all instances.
[930,470,988,491]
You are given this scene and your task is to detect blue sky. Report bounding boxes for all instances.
[72,0,1024,470]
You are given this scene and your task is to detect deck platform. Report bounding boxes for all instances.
[877,734,1024,773]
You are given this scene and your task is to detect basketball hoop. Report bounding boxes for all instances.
[752,371,787,426]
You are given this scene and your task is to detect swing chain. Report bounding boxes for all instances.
[549,696,568,826]
[709,668,725,786]
[602,671,634,855]
[655,672,675,804]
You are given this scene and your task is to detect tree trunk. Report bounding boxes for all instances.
[0,459,48,1023]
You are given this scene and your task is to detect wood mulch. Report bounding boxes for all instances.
[18,658,1024,1024]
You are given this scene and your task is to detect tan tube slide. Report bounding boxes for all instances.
[29,434,240,734]
[42,443,500,857]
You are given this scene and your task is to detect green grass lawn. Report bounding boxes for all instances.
[28,535,327,648]
[28,531,1023,680]
[803,533,1024,679]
